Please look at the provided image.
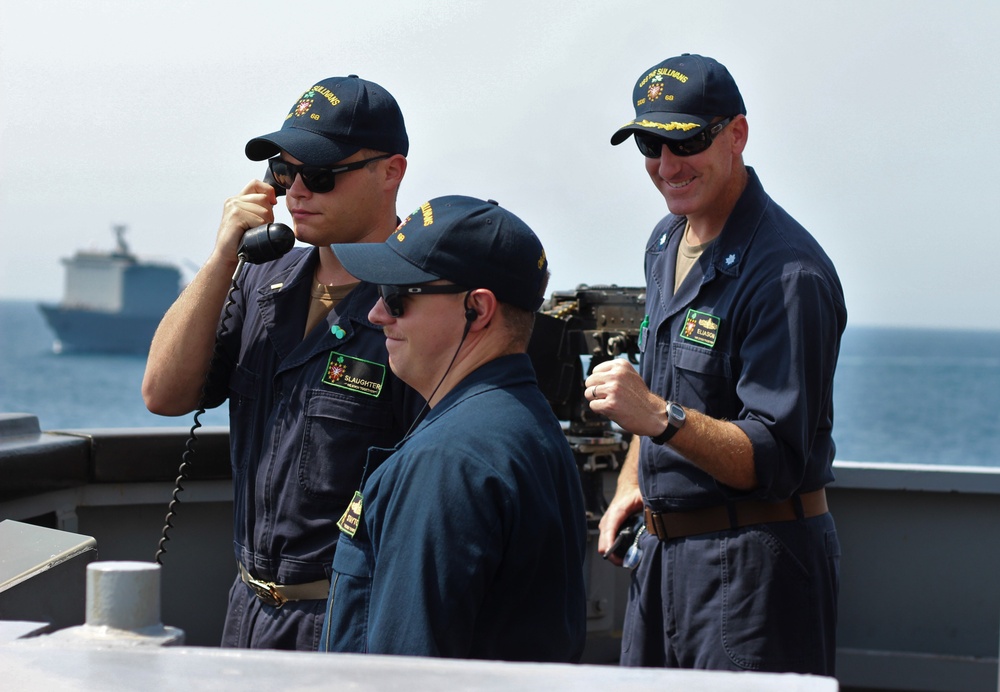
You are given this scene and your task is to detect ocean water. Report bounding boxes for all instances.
[0,300,229,430]
[2,299,999,466]
[832,326,1000,467]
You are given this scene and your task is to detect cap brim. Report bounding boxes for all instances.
[610,113,711,146]
[246,127,361,165]
[332,242,440,285]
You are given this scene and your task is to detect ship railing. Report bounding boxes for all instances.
[1,414,999,692]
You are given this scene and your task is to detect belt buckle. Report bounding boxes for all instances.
[247,576,287,608]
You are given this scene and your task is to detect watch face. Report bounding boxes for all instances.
[669,403,685,422]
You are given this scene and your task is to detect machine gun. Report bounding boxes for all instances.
[527,285,646,522]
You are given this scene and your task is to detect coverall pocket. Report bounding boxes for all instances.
[322,536,373,653]
[297,391,393,501]
[720,524,817,672]
[671,343,735,416]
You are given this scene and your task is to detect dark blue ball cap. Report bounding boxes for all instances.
[246,75,408,165]
[611,54,746,145]
[332,195,549,312]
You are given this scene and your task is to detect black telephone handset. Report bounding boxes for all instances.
[263,167,285,198]
[154,222,294,565]
[237,222,295,264]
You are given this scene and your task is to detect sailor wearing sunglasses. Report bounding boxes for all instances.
[143,76,423,651]
[318,195,588,662]
[590,54,846,675]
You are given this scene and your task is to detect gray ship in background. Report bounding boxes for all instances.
[38,225,181,354]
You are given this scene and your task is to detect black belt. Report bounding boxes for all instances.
[644,489,828,541]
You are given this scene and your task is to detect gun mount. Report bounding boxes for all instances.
[528,285,646,521]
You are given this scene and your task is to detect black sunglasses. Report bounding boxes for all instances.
[377,284,468,318]
[267,154,390,193]
[634,117,735,159]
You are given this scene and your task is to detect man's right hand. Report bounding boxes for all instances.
[210,179,279,270]
[597,438,644,566]
[142,180,279,416]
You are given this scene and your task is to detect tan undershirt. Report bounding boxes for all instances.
[305,278,360,337]
[675,221,714,294]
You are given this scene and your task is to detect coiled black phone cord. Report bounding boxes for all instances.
[154,270,243,564]
[152,223,294,564]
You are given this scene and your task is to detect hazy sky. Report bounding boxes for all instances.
[2,1,997,329]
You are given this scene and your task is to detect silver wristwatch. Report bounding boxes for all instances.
[650,400,686,445]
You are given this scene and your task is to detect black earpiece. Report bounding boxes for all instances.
[464,291,477,323]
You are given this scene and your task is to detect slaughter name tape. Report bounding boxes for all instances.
[323,352,386,397]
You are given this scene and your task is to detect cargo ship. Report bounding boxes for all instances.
[37,225,181,354]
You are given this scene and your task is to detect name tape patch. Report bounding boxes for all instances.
[337,491,364,537]
[680,309,720,348]
[322,352,386,398]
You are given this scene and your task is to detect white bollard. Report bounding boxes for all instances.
[31,560,184,647]
[86,562,162,631]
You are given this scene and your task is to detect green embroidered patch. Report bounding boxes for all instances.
[322,352,386,397]
[337,491,364,537]
[679,309,720,348]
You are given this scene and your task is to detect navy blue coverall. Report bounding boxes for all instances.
[320,354,588,662]
[623,168,847,673]
[202,247,420,650]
